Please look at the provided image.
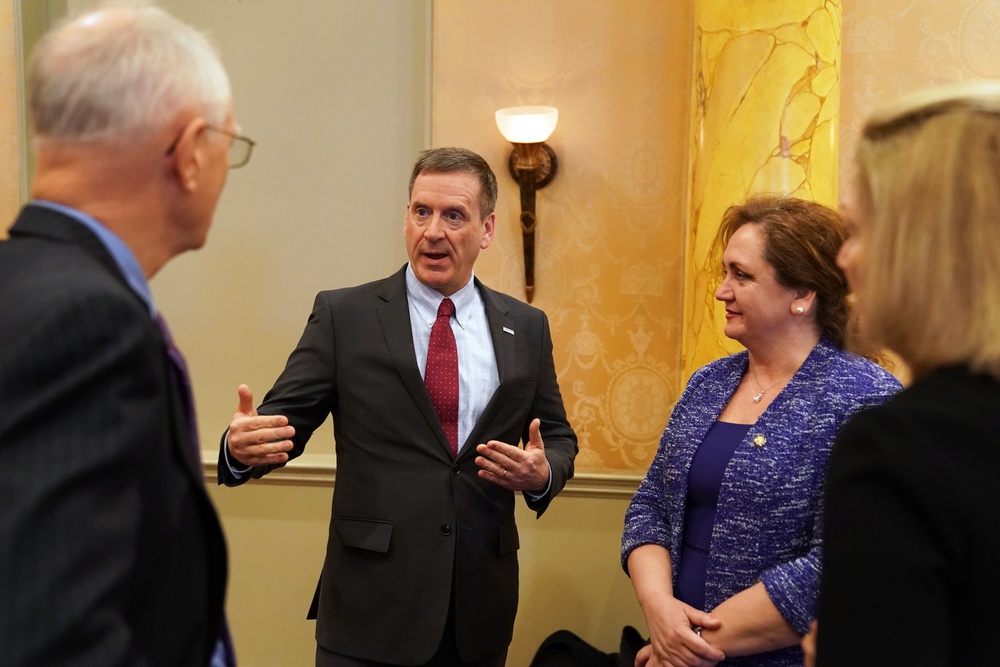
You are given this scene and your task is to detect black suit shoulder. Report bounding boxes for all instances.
[0,215,155,414]
[314,266,407,304]
[819,367,1000,666]
[0,208,225,667]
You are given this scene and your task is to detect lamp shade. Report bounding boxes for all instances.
[495,106,559,143]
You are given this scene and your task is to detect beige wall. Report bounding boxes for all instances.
[3,1,992,665]
[148,0,426,469]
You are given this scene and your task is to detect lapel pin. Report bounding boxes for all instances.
[503,327,514,335]
[753,434,766,447]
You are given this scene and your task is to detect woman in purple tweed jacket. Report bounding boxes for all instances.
[622,197,900,667]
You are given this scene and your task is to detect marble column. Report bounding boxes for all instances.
[681,0,842,379]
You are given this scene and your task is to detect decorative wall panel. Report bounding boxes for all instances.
[432,0,693,473]
[840,0,1000,194]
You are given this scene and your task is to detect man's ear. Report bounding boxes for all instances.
[167,117,207,192]
[480,212,496,249]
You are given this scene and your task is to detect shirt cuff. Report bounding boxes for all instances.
[525,467,553,500]
[223,429,252,478]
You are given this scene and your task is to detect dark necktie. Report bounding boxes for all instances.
[154,314,237,667]
[425,298,459,457]
[154,313,200,456]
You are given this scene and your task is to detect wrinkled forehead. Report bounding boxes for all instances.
[409,171,483,208]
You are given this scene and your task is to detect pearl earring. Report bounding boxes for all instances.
[795,306,804,314]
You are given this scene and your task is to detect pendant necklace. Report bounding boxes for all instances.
[748,363,792,403]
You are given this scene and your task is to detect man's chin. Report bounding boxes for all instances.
[414,265,450,287]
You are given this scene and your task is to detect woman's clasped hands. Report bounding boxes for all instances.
[635,596,724,667]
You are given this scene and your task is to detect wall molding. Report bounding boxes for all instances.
[203,454,641,500]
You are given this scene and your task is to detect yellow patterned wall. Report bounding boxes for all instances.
[840,0,1000,193]
[432,0,693,474]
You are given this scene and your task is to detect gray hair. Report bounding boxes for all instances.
[28,1,231,143]
[409,147,498,219]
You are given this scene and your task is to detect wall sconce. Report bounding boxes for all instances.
[495,105,558,303]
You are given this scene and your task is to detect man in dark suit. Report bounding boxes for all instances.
[0,5,248,666]
[220,147,578,666]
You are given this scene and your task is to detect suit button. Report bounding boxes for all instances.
[452,464,461,475]
[440,524,452,536]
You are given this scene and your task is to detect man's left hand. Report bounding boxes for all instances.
[476,418,549,493]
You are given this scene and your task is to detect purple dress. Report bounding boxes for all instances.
[675,421,749,610]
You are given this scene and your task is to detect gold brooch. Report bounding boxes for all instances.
[753,435,766,447]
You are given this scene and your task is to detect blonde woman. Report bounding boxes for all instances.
[817,81,1000,665]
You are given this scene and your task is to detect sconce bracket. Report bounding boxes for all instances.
[508,143,558,189]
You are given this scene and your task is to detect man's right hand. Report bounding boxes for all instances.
[227,384,295,468]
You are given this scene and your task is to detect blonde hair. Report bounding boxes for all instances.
[854,81,1000,379]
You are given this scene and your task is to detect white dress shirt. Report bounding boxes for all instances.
[405,265,500,454]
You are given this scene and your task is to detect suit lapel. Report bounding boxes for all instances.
[479,280,515,384]
[375,268,454,456]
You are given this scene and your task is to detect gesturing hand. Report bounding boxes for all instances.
[475,418,550,493]
[226,384,295,468]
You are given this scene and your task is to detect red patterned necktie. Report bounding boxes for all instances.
[425,298,459,457]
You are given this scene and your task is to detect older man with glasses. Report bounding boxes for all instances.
[0,4,250,666]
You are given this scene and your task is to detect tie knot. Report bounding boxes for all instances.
[436,298,455,319]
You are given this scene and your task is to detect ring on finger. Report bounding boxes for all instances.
[501,468,507,477]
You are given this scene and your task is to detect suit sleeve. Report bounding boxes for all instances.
[0,290,159,666]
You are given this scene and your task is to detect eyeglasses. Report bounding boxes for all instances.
[164,123,257,169]
[207,125,256,169]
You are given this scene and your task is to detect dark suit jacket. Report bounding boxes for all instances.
[0,205,229,667]
[218,265,577,664]
[818,366,1000,666]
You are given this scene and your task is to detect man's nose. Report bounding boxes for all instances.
[425,214,447,237]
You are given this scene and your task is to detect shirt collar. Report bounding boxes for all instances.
[405,264,477,330]
[30,199,156,316]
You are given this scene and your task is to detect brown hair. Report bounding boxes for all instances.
[712,195,850,348]
[408,147,498,219]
